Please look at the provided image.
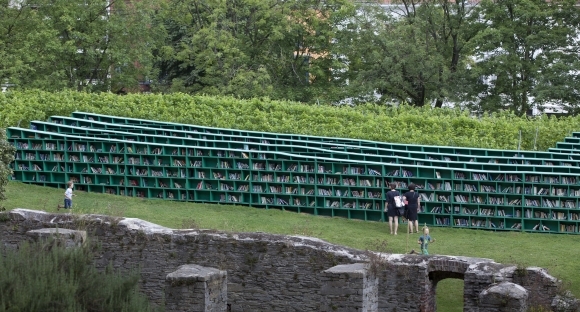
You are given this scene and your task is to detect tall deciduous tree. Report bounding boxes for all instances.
[335,0,477,107]
[467,0,580,114]
[413,0,480,108]
[0,0,58,88]
[0,0,161,92]
[153,0,353,103]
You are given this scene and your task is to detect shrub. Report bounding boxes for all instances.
[0,238,157,312]
[0,129,15,210]
[0,90,577,151]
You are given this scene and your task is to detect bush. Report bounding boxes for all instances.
[0,239,157,312]
[0,90,576,151]
[0,129,15,210]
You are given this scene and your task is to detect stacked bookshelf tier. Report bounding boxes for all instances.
[69,112,580,161]
[38,118,580,169]
[27,121,580,173]
[8,122,580,234]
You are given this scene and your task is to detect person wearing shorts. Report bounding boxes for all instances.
[63,181,74,209]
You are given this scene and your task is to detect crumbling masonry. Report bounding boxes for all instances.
[1,209,578,312]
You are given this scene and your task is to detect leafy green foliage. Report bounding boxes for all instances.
[0,90,578,151]
[328,0,580,110]
[0,129,15,208]
[0,239,155,312]
[0,0,162,92]
[152,0,353,103]
[467,0,580,114]
[2,0,579,110]
[338,0,478,107]
[0,0,57,88]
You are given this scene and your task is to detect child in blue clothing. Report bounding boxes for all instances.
[418,225,435,255]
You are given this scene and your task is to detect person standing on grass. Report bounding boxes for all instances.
[385,183,400,235]
[59,181,75,210]
[418,225,435,255]
[403,184,420,233]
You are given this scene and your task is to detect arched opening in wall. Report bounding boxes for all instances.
[429,271,464,312]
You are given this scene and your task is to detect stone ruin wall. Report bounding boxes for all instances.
[0,209,577,312]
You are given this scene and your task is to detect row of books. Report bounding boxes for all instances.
[452,218,501,228]
[532,223,551,231]
[220,194,240,202]
[21,166,580,208]
[18,153,580,186]
[11,132,578,166]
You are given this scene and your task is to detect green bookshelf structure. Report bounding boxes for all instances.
[8,112,580,234]
[28,120,580,175]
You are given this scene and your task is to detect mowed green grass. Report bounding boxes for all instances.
[4,181,579,311]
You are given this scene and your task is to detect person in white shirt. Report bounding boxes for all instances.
[61,181,75,210]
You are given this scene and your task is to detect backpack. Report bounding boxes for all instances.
[394,195,405,208]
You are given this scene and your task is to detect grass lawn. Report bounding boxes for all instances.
[4,181,579,310]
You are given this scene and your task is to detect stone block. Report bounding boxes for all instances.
[479,282,528,312]
[320,263,378,312]
[165,264,227,312]
[551,291,580,312]
[26,228,86,248]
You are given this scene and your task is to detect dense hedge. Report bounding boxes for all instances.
[0,90,576,151]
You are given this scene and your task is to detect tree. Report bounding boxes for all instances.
[0,0,59,89]
[334,0,477,107]
[0,129,15,210]
[0,0,161,92]
[411,0,480,108]
[467,0,580,114]
[153,0,353,103]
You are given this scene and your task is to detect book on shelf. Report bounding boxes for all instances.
[18,164,30,171]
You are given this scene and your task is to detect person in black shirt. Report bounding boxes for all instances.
[385,183,400,235]
[403,183,421,233]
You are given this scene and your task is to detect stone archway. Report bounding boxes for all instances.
[428,271,465,311]
[377,255,518,312]
[426,257,472,311]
